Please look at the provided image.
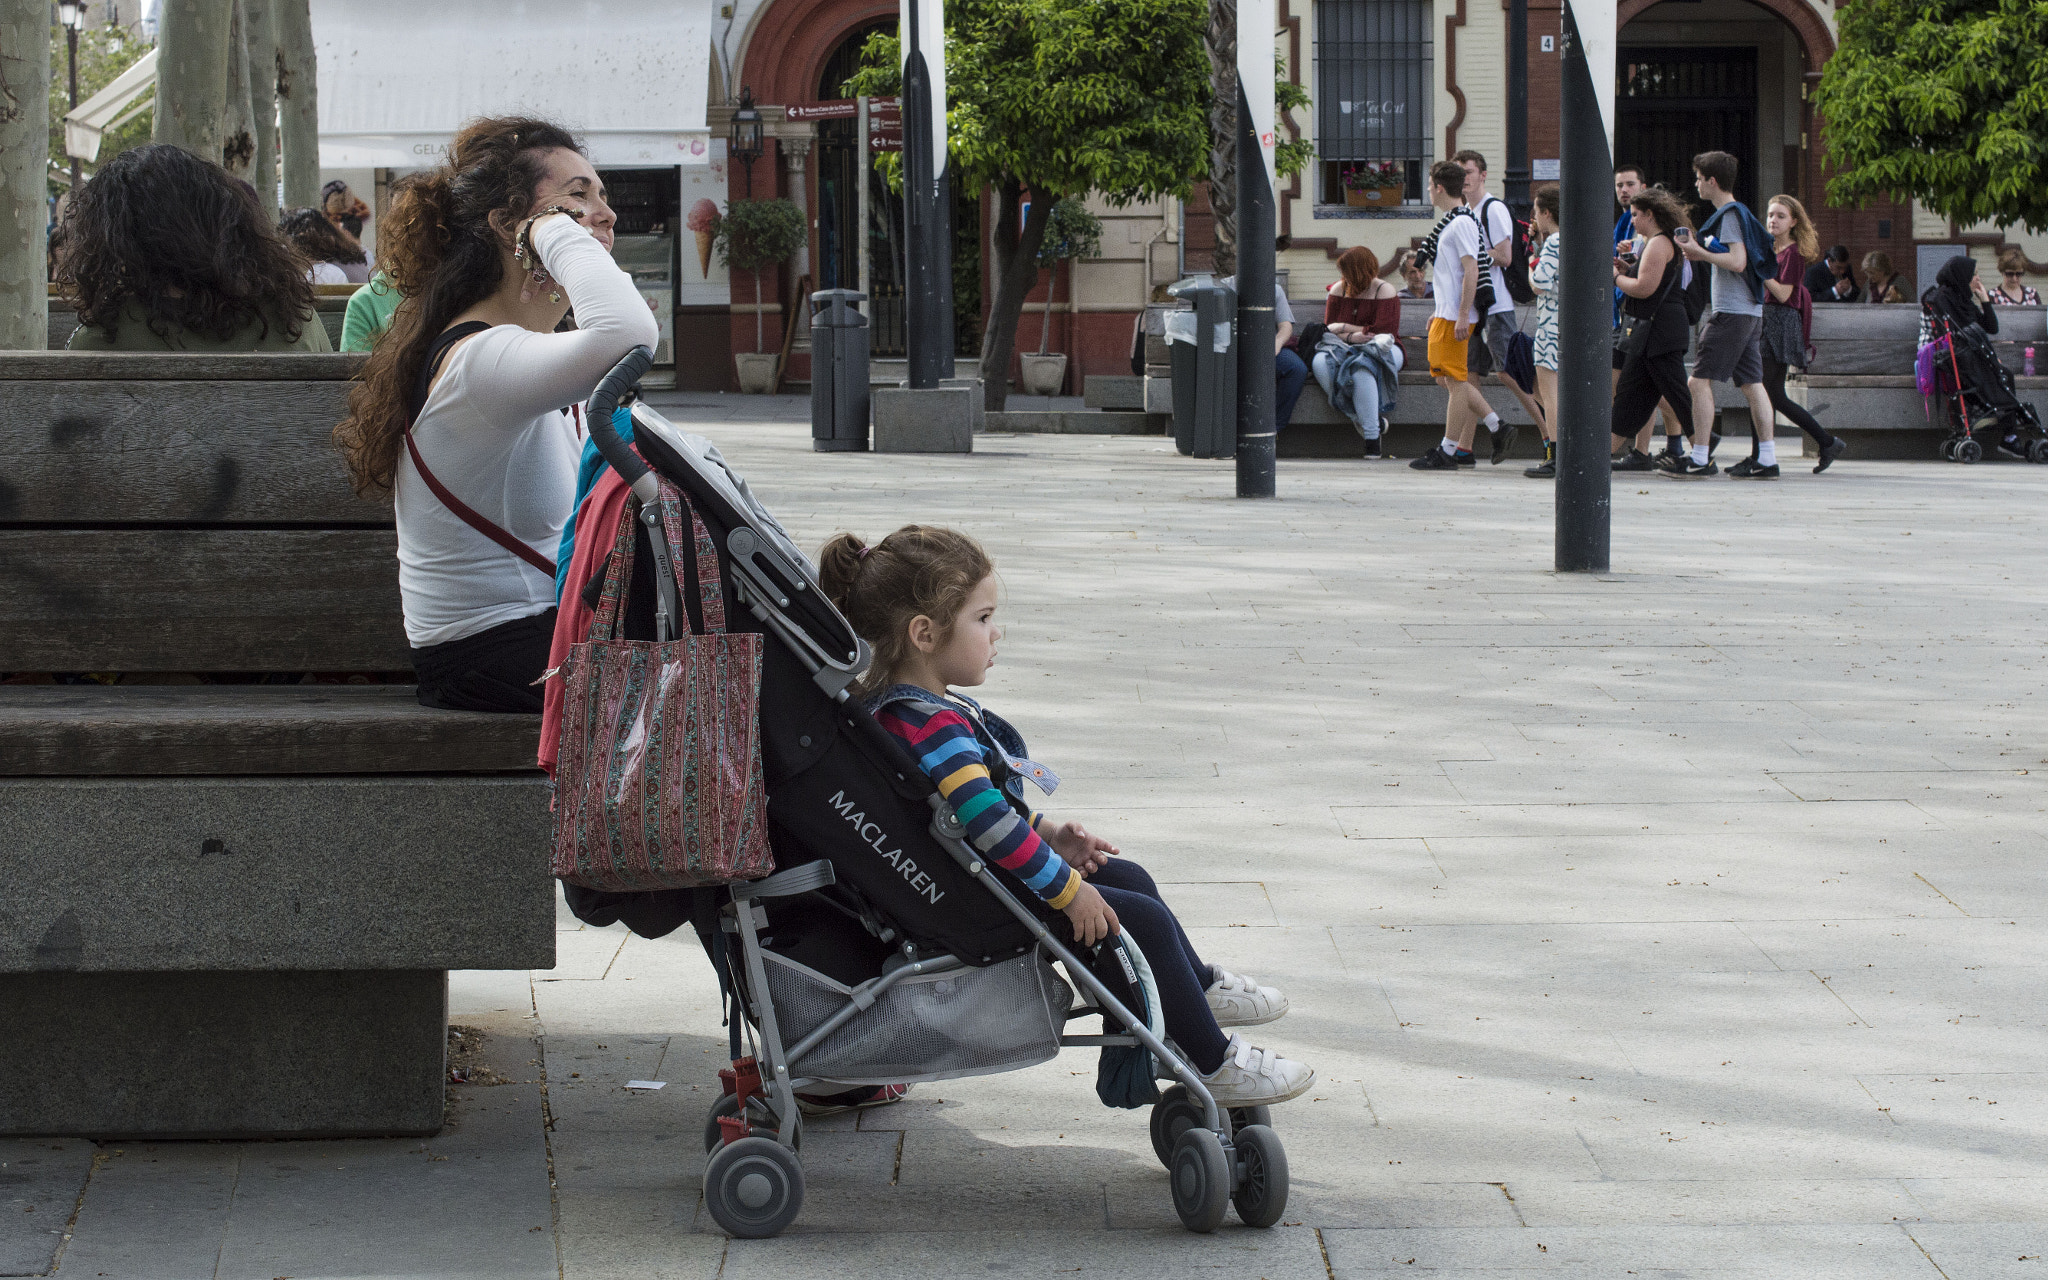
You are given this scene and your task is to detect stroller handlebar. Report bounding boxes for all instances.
[588,345,658,501]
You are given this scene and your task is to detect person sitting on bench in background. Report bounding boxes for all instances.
[58,144,333,353]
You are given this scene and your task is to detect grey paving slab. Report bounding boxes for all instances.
[0,1140,93,1277]
[1320,1223,1946,1276]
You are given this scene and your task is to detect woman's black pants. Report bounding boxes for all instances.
[1612,346,1694,443]
[1756,356,1835,454]
[410,607,557,713]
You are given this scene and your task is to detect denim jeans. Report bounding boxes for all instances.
[1312,348,1394,440]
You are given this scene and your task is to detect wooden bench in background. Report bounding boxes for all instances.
[0,351,554,1139]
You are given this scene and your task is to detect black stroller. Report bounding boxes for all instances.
[570,348,1290,1239]
[1925,313,2048,464]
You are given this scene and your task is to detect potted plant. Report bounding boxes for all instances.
[714,198,808,393]
[1342,161,1408,208]
[1019,197,1103,397]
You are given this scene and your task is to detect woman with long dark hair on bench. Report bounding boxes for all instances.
[335,117,657,713]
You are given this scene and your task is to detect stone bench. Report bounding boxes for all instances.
[0,352,554,1140]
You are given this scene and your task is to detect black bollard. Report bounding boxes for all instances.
[1554,0,1613,572]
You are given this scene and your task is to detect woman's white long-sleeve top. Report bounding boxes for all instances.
[395,216,660,648]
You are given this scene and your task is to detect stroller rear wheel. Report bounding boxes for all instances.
[1169,1127,1232,1232]
[1940,438,1959,461]
[2029,440,2048,465]
[1229,1124,1290,1228]
[1957,438,1984,464]
[703,1135,805,1239]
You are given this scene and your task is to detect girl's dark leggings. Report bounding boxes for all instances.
[1758,356,1835,452]
[1088,858,1230,1074]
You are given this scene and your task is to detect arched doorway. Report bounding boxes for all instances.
[1615,0,1830,217]
[813,23,907,353]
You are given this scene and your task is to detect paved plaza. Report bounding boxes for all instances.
[7,400,2045,1279]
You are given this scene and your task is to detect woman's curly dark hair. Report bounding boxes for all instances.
[280,206,366,266]
[334,116,582,496]
[54,143,314,345]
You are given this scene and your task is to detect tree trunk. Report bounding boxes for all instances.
[977,177,1055,412]
[0,0,50,351]
[243,0,278,215]
[221,0,257,180]
[275,0,319,208]
[1036,258,1054,355]
[154,0,235,162]
[1206,0,1238,277]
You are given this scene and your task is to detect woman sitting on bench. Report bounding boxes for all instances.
[58,145,331,353]
[333,116,658,713]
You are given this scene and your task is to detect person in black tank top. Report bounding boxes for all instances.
[1610,189,1697,466]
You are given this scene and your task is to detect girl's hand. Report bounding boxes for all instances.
[1047,819,1117,875]
[1062,881,1120,947]
[1971,276,1990,302]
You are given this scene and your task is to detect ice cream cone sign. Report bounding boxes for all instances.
[687,199,721,278]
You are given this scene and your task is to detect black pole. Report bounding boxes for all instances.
[1506,0,1529,214]
[1555,1,1611,572]
[1234,80,1276,499]
[901,0,948,389]
[66,24,81,194]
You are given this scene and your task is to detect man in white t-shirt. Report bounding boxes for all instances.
[1411,160,1489,471]
[1455,150,1547,463]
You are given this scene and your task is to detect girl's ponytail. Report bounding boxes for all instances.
[378,168,458,298]
[816,533,869,618]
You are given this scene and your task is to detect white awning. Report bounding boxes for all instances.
[311,0,716,169]
[64,48,157,163]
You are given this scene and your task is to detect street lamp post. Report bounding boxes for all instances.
[729,87,765,199]
[1554,0,1616,572]
[59,1,83,195]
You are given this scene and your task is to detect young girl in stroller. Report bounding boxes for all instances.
[817,524,1315,1106]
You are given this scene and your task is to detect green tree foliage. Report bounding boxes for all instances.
[1814,0,2048,230]
[714,197,808,352]
[844,0,1209,409]
[1032,195,1102,353]
[48,23,154,196]
[1274,56,1314,181]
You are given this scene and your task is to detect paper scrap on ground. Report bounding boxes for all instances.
[625,1080,666,1090]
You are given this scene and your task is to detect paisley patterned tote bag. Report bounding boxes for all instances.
[550,480,773,890]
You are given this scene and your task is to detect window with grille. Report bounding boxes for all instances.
[1314,0,1433,208]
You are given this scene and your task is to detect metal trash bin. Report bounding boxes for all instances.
[810,289,870,452]
[1164,281,1237,458]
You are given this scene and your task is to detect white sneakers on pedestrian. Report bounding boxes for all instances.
[1204,965,1289,1027]
[1198,1033,1315,1105]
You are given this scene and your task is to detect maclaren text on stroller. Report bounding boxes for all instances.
[575,348,1290,1239]
[1923,310,2048,465]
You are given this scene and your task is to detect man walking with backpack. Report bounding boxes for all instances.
[1456,150,1547,463]
[1664,150,1779,479]
[1410,161,1490,471]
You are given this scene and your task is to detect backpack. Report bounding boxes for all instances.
[1482,197,1537,305]
[1458,208,1497,314]
[1681,253,1711,326]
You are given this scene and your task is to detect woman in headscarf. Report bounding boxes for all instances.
[1918,255,1997,350]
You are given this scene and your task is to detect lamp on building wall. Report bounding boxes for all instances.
[730,87,765,198]
[59,0,85,194]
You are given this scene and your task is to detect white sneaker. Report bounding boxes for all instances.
[1204,966,1289,1027]
[1199,1034,1314,1106]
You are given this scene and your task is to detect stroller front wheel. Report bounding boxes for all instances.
[1149,1084,1205,1169]
[1229,1123,1290,1228]
[703,1136,805,1239]
[2028,440,2048,465]
[1169,1127,1232,1233]
[1957,438,1983,464]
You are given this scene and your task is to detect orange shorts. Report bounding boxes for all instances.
[1428,317,1471,381]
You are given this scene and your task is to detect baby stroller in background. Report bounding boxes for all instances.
[572,349,1290,1239]
[1922,312,2048,464]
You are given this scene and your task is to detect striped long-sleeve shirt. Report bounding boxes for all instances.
[874,697,1081,911]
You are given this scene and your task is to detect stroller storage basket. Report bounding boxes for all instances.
[762,948,1072,1086]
